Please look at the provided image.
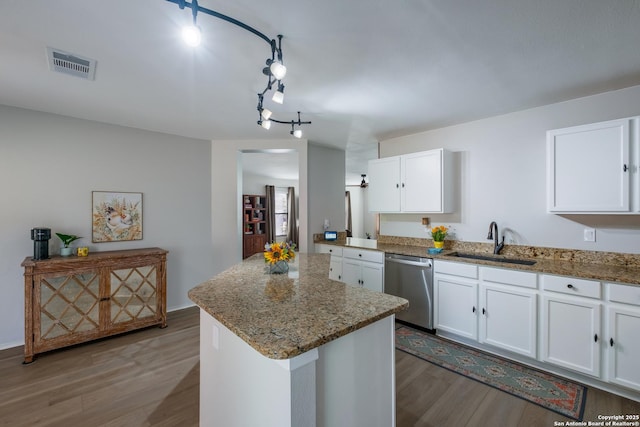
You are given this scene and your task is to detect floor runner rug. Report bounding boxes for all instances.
[395,325,587,420]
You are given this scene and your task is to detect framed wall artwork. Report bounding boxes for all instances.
[92,191,143,242]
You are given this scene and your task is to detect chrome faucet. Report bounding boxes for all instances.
[487,221,505,254]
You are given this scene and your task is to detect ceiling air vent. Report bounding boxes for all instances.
[46,47,97,80]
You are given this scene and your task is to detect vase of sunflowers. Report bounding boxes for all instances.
[431,225,448,249]
[264,241,296,274]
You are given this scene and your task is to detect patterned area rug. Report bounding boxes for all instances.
[395,325,587,420]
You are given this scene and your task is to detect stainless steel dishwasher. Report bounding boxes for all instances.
[384,253,434,330]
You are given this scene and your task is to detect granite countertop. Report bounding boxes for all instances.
[188,253,408,360]
[317,237,640,286]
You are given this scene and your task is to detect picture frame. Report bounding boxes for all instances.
[92,191,143,242]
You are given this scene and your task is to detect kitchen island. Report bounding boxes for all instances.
[188,253,408,427]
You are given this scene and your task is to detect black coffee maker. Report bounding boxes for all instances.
[31,227,51,260]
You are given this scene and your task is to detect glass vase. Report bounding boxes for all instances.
[269,260,289,274]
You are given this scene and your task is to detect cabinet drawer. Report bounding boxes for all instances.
[480,266,537,289]
[316,244,343,257]
[434,260,478,279]
[542,274,601,299]
[608,283,640,307]
[343,248,383,263]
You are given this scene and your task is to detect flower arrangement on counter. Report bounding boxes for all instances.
[264,241,296,265]
[431,225,448,242]
[264,241,296,274]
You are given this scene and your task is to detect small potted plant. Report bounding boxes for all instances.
[56,233,82,257]
[431,225,448,249]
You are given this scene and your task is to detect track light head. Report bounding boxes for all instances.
[270,61,286,80]
[272,83,285,104]
[182,24,202,47]
[263,59,287,80]
[258,119,271,130]
[261,108,272,120]
[291,128,302,138]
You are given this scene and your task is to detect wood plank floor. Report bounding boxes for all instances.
[1,307,639,426]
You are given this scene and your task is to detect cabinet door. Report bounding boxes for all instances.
[342,258,362,287]
[360,261,383,293]
[34,269,101,350]
[547,118,630,212]
[329,256,343,282]
[110,263,160,326]
[541,294,601,377]
[607,305,640,390]
[434,274,478,340]
[402,150,442,213]
[368,156,401,212]
[480,283,537,358]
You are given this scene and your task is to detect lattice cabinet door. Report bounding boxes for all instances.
[33,269,102,352]
[109,263,161,327]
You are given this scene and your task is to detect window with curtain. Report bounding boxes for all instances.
[274,187,289,238]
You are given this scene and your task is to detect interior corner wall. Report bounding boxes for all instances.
[307,144,346,250]
[210,139,308,265]
[0,105,214,349]
[378,84,640,254]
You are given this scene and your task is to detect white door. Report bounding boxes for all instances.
[341,259,362,287]
[541,294,601,377]
[435,275,478,340]
[547,118,630,212]
[360,261,383,293]
[479,283,537,358]
[329,257,343,282]
[368,157,401,212]
[607,305,640,390]
[402,150,442,213]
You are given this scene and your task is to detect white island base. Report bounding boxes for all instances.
[199,310,397,427]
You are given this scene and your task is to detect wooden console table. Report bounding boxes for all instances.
[21,247,168,363]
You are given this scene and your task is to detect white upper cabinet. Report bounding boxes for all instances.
[368,156,401,212]
[547,116,639,213]
[368,148,453,213]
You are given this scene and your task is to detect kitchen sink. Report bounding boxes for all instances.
[445,252,537,266]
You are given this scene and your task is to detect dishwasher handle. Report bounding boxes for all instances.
[385,256,432,268]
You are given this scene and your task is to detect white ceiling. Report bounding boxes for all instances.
[2,1,640,184]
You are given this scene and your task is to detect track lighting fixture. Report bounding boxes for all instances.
[168,0,311,136]
[360,174,368,188]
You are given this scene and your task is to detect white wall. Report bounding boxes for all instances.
[346,186,376,239]
[210,140,308,267]
[379,84,640,254]
[0,105,214,349]
[308,144,346,249]
[243,173,299,196]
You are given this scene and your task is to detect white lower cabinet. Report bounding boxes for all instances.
[540,274,602,377]
[479,267,538,358]
[434,261,479,340]
[606,283,640,390]
[434,263,640,397]
[480,283,537,358]
[341,248,384,293]
[328,257,342,282]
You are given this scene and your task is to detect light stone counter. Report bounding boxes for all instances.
[316,236,640,286]
[188,253,408,359]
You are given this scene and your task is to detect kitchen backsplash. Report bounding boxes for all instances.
[313,233,640,268]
